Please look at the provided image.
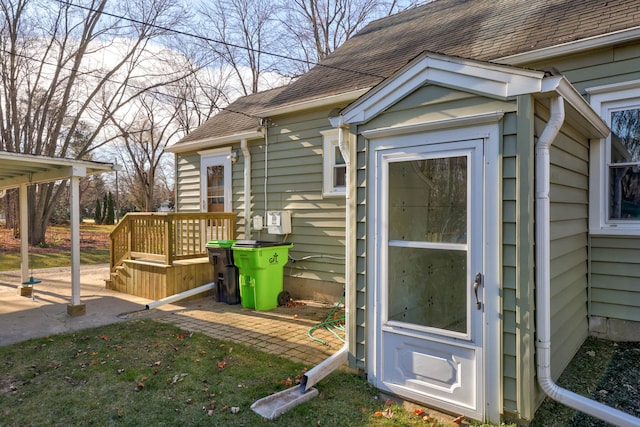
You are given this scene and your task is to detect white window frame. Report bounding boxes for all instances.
[588,79,640,235]
[321,129,349,197]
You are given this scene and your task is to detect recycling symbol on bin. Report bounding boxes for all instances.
[269,252,279,264]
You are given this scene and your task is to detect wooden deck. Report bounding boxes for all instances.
[106,212,236,299]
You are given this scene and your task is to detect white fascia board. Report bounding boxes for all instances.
[541,76,610,138]
[254,88,370,117]
[165,130,264,154]
[341,52,545,124]
[496,26,640,66]
[0,151,116,171]
[0,166,82,189]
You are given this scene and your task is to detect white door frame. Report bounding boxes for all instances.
[200,148,233,213]
[366,123,501,423]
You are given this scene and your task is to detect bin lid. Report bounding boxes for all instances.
[206,240,236,248]
[232,240,292,248]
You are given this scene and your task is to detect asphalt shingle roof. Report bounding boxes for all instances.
[173,0,640,147]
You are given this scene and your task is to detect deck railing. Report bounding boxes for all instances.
[109,212,237,271]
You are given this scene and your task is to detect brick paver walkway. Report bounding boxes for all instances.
[156,298,345,367]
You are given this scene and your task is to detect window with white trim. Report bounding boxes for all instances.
[588,80,640,233]
[321,129,347,196]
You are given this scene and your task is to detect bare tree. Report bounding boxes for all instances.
[0,0,188,244]
[277,0,416,76]
[193,0,418,94]
[108,91,180,211]
[171,65,230,135]
[196,0,282,97]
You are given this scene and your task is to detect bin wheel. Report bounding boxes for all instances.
[278,290,291,306]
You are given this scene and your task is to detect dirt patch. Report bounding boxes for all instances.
[0,224,111,254]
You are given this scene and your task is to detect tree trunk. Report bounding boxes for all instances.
[3,189,19,237]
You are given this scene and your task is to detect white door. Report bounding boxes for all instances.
[201,153,232,213]
[370,136,484,420]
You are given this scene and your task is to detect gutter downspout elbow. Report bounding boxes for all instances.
[535,96,639,426]
[241,139,251,239]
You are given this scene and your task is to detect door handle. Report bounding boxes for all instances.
[473,273,482,310]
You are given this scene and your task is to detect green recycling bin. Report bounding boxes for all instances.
[231,240,293,311]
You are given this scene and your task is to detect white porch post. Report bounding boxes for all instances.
[67,169,86,316]
[17,184,31,296]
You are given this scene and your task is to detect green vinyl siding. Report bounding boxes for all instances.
[536,106,590,380]
[525,43,640,96]
[175,152,202,213]
[503,99,535,418]
[525,40,640,329]
[590,236,640,322]
[254,109,346,284]
[173,107,347,286]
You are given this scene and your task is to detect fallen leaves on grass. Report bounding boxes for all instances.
[168,373,188,384]
[453,415,465,424]
[101,334,110,341]
[217,361,227,370]
[373,408,394,419]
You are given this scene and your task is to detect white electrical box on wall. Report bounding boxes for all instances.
[266,211,291,234]
[253,215,263,231]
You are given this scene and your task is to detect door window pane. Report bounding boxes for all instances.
[388,157,467,243]
[387,246,466,333]
[207,165,225,212]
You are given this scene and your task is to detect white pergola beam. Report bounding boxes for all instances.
[0,165,86,189]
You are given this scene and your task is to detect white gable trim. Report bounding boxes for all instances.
[341,52,545,124]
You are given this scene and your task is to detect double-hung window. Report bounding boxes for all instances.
[589,80,640,233]
[321,129,348,197]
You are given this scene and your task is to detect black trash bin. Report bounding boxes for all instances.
[206,240,240,304]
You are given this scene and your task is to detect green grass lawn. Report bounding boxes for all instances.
[0,249,110,271]
[0,320,476,426]
[0,223,112,271]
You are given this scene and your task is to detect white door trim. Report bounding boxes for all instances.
[365,123,501,423]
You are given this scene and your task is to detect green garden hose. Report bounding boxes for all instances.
[308,295,345,346]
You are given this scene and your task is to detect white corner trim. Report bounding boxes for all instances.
[496,26,640,65]
[361,112,505,139]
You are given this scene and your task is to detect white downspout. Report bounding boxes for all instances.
[300,119,350,391]
[241,138,252,239]
[535,96,639,426]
